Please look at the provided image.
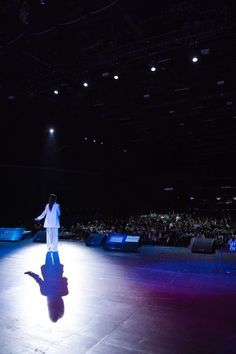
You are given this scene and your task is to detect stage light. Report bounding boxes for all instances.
[101,141,104,145]
[84,137,88,140]
[49,128,55,134]
[54,90,59,95]
[216,197,221,201]
[83,82,88,87]
[93,139,96,143]
[151,66,156,72]
[114,75,119,80]
[192,56,198,63]
[190,197,194,200]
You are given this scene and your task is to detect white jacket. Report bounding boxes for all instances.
[36,202,61,228]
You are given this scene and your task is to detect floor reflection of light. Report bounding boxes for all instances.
[5,242,116,325]
[0,241,152,353]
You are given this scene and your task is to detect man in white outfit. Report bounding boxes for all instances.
[35,194,61,252]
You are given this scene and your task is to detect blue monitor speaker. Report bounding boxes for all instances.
[104,233,141,252]
[85,233,106,247]
[0,228,25,241]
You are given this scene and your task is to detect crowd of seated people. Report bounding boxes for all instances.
[68,211,234,248]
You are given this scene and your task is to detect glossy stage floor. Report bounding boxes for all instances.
[1,239,236,354]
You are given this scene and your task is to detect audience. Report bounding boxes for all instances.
[66,211,233,248]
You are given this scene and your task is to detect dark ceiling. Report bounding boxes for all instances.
[0,0,236,191]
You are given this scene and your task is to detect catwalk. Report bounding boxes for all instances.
[0,239,236,354]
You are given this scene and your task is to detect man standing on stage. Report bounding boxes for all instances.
[35,194,61,252]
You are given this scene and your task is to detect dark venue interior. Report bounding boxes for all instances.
[1,1,236,354]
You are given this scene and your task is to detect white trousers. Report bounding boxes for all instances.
[46,227,59,251]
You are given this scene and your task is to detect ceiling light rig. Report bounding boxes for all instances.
[192,56,198,63]
[84,137,105,145]
[200,48,210,55]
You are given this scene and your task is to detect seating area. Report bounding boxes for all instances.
[66,211,234,248]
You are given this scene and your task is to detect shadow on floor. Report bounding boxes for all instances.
[25,251,69,322]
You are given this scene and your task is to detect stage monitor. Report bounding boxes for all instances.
[0,228,25,241]
[108,234,126,243]
[104,233,141,252]
[191,238,215,254]
[85,233,106,247]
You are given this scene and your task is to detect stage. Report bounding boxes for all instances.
[0,239,236,354]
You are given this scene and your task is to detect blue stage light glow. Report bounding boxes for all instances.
[0,228,25,241]
[107,233,140,244]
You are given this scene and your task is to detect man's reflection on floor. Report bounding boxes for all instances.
[25,252,69,322]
